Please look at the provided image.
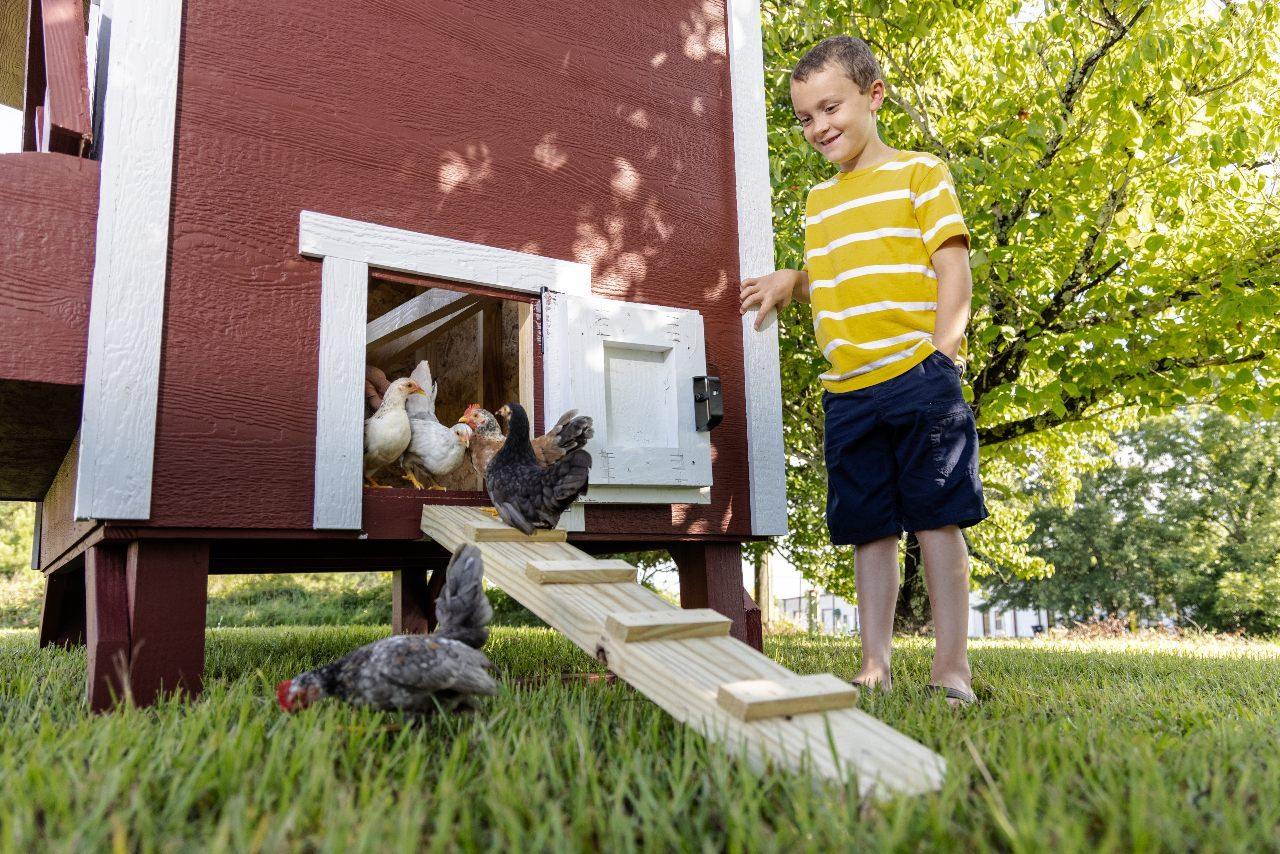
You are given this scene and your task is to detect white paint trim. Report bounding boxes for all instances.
[74,0,183,521]
[313,258,369,530]
[301,213,593,529]
[299,211,591,297]
[727,0,787,536]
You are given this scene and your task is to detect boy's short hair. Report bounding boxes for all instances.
[792,36,883,91]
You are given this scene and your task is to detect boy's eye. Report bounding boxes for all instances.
[824,104,837,112]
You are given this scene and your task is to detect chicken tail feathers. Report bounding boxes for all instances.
[556,415,594,456]
[434,544,494,649]
[549,449,592,505]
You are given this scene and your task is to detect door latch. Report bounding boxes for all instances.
[692,376,722,431]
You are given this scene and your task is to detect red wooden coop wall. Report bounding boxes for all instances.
[151,0,752,538]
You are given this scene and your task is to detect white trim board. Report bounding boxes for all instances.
[300,212,592,530]
[300,211,591,297]
[74,0,184,521]
[726,0,788,536]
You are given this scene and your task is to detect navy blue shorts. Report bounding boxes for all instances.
[824,349,989,546]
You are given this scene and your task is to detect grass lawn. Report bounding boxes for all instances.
[2,627,1279,851]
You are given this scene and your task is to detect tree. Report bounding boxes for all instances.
[985,409,1280,632]
[759,0,1280,595]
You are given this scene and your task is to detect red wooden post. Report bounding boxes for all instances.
[125,541,209,706]
[669,542,761,650]
[392,558,449,635]
[38,563,85,648]
[85,543,130,711]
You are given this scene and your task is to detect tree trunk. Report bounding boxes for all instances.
[753,549,771,626]
[894,533,931,632]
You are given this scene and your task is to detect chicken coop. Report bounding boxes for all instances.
[1,0,787,710]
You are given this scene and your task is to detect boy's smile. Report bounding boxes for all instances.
[791,64,886,172]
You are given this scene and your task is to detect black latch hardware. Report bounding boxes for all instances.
[692,376,722,431]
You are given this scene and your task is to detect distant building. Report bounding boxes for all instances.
[776,589,1049,638]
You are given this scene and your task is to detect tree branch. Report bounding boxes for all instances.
[978,351,1268,446]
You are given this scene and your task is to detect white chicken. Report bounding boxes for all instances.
[364,377,426,486]
[400,361,470,490]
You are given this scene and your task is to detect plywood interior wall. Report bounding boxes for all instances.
[367,280,527,492]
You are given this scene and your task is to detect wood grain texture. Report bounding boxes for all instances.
[670,541,752,645]
[0,152,97,387]
[85,541,129,711]
[726,0,786,537]
[125,540,208,705]
[421,506,946,796]
[301,211,591,298]
[150,0,756,538]
[525,559,635,584]
[605,608,731,641]
[716,674,858,722]
[75,0,183,521]
[365,287,468,350]
[0,0,24,109]
[312,256,367,530]
[37,433,96,567]
[37,0,91,152]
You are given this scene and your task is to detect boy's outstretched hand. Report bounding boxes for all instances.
[739,269,807,331]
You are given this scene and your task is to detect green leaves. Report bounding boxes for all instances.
[761,0,1280,585]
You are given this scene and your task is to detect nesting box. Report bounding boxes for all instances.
[1,0,785,709]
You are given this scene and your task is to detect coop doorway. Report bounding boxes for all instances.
[364,269,537,494]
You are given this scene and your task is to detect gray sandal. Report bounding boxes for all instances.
[927,684,977,705]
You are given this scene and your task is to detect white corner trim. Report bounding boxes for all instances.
[299,211,591,297]
[302,213,593,529]
[74,0,183,521]
[727,0,788,536]
[313,257,369,530]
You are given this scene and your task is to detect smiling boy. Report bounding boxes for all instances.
[740,36,988,705]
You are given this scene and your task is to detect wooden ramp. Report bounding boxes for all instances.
[421,506,946,797]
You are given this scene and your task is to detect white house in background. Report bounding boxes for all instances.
[777,589,1049,638]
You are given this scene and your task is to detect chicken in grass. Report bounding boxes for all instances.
[277,543,496,715]
[400,360,470,490]
[364,378,427,486]
[458,404,593,480]
[483,402,591,535]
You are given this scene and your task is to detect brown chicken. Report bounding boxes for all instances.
[458,405,593,480]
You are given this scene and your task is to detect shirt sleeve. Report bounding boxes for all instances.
[800,190,816,279]
[913,161,970,256]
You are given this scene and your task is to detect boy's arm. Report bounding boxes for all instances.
[930,235,973,361]
[739,268,809,332]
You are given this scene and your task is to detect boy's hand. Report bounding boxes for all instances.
[740,269,805,331]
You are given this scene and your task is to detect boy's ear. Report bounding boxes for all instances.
[868,79,887,112]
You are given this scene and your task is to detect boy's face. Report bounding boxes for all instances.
[791,64,885,171]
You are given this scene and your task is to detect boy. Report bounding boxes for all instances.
[740,36,988,706]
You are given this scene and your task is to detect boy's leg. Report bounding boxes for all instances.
[916,524,973,703]
[853,534,899,689]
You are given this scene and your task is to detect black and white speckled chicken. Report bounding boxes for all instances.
[276,544,496,715]
[484,402,591,535]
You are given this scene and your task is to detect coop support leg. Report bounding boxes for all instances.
[85,543,130,711]
[39,559,86,648]
[669,542,761,650]
[392,558,450,634]
[125,541,209,706]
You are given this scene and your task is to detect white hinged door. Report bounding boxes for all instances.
[543,292,712,502]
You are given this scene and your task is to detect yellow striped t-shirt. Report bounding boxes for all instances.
[803,150,970,393]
